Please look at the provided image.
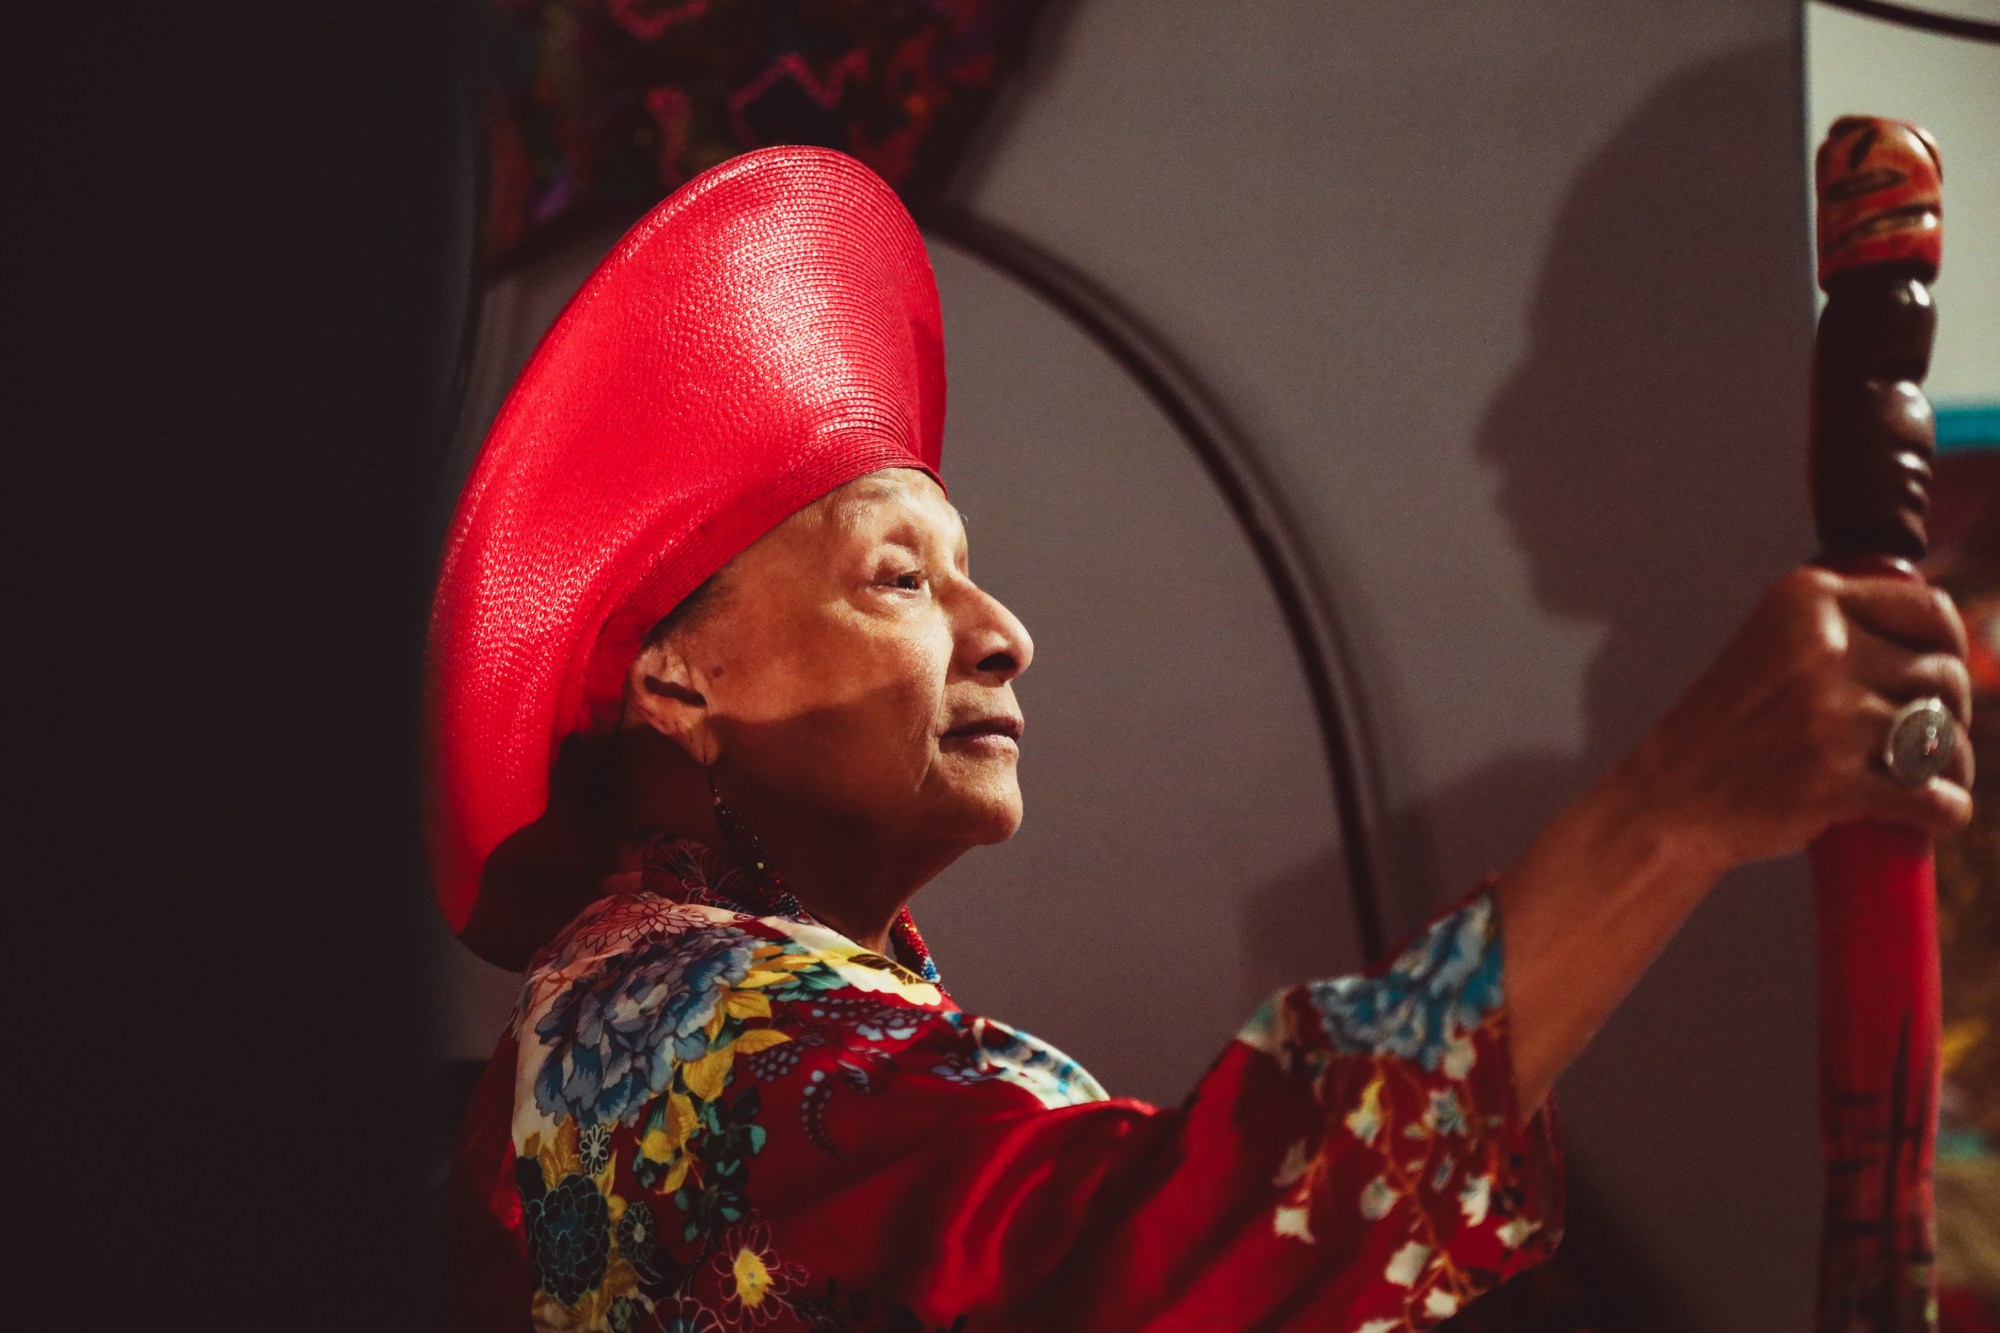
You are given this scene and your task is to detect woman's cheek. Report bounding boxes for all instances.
[881,645,952,790]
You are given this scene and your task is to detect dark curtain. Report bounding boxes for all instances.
[10,3,473,1327]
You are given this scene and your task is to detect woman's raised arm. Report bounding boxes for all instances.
[1492,566,1972,1114]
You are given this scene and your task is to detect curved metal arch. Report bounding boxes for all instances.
[922,209,1392,961]
[1815,0,2000,43]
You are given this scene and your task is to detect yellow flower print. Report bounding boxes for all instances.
[682,1044,734,1101]
[682,1026,791,1102]
[639,1092,699,1193]
[731,1028,791,1056]
[1346,1074,1386,1146]
[761,921,943,1004]
[530,1119,586,1192]
[735,943,815,988]
[733,1246,774,1307]
[724,988,772,1020]
[710,1221,802,1327]
[640,1092,698,1159]
[529,1259,634,1333]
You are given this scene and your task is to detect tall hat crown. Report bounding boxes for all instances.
[427,147,946,966]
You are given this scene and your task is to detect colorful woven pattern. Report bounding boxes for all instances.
[484,0,1044,262]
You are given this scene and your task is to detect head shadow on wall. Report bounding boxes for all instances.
[1431,41,1821,1330]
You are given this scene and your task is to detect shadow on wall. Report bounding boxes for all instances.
[1415,44,1822,1330]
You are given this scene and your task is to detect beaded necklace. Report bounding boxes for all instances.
[626,788,942,990]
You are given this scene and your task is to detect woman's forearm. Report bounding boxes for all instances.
[1491,748,1725,1116]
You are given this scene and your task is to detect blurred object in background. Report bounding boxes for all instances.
[482,0,1048,264]
[1923,417,2000,1328]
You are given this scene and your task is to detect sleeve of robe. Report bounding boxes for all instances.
[446,884,1564,1333]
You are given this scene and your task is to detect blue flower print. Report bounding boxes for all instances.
[533,925,761,1127]
[522,1171,610,1306]
[937,1013,1108,1108]
[1429,1088,1467,1137]
[1302,896,1503,1073]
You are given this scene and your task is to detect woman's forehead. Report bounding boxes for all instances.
[825,470,966,543]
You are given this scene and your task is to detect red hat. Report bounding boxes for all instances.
[427,147,946,967]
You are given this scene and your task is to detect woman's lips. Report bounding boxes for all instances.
[940,731,1018,755]
[942,716,1022,750]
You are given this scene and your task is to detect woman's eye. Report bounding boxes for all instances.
[890,571,925,591]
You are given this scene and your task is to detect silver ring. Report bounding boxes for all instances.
[1881,696,1956,788]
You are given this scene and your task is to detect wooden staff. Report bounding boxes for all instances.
[1808,115,1945,1333]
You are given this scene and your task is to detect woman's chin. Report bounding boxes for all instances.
[943,784,1023,845]
[978,803,1024,844]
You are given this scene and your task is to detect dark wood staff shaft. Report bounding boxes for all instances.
[1808,115,1944,1333]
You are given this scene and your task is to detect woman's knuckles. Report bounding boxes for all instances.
[1932,655,1974,721]
[1841,580,1967,655]
[1782,565,1844,607]
[1640,569,1973,866]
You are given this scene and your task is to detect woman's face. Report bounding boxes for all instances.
[645,467,1033,853]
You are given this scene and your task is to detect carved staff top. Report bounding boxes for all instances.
[1811,116,1944,567]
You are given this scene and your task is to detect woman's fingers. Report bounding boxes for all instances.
[1836,576,1969,657]
[1846,626,1975,725]
[1854,747,1975,836]
[1628,566,1975,873]
[1831,579,1975,841]
[1844,692,1975,834]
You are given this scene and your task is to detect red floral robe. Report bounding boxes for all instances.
[446,837,1564,1331]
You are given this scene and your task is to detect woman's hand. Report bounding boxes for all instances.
[1622,566,1973,877]
[1493,566,1972,1115]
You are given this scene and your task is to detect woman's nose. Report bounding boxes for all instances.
[960,586,1033,682]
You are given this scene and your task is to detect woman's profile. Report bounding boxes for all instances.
[432,147,1973,1331]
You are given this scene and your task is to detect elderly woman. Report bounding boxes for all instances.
[435,149,1972,1332]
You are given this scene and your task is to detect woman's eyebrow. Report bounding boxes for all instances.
[862,531,928,565]
[857,510,968,564]
[872,517,953,548]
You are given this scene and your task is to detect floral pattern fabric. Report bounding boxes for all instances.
[445,837,1563,1332]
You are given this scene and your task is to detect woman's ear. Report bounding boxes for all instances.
[625,637,720,767]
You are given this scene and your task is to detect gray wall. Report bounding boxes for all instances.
[946,3,1821,1328]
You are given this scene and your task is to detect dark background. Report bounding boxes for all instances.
[12,4,468,1324]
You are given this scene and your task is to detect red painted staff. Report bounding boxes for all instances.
[1808,115,1951,1333]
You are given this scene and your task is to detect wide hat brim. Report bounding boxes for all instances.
[427,147,946,967]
